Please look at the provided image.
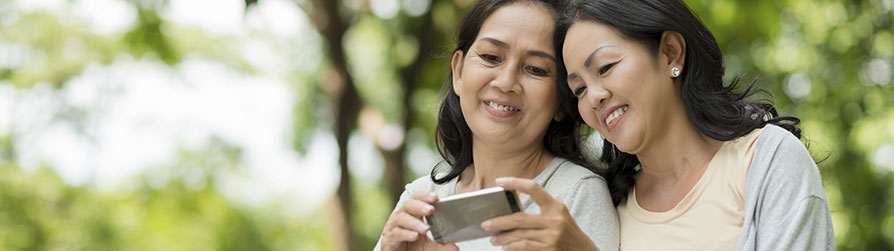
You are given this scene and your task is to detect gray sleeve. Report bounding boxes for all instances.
[566,176,620,251]
[740,126,835,250]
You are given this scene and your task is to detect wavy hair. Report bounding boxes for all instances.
[431,0,598,184]
[554,0,803,205]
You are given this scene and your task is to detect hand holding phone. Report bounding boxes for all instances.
[481,177,600,250]
[379,192,458,251]
[425,187,522,244]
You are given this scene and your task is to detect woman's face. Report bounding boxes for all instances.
[562,21,679,154]
[451,3,559,149]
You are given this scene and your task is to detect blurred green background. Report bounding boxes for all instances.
[0,0,891,250]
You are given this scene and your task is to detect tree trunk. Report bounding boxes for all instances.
[306,0,362,250]
[379,10,438,206]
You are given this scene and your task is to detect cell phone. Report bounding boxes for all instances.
[425,186,522,244]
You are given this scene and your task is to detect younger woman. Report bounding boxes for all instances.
[557,0,834,249]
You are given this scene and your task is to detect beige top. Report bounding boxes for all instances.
[617,128,762,250]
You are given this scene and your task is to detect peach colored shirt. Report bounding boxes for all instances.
[617,129,762,250]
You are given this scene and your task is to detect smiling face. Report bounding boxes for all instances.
[450,3,558,149]
[562,20,682,154]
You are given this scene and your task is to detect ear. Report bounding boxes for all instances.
[451,50,465,94]
[659,31,686,77]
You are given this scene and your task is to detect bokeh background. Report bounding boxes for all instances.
[0,0,892,250]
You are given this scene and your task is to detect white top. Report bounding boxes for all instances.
[374,157,620,251]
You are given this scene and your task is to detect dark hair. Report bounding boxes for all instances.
[554,0,803,205]
[431,0,597,184]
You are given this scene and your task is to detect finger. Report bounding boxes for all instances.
[387,227,421,243]
[396,211,430,234]
[489,229,547,246]
[402,199,435,217]
[481,212,549,232]
[411,192,439,203]
[495,177,560,210]
[501,239,544,251]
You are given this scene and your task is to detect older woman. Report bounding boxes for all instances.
[556,0,834,250]
[375,0,618,250]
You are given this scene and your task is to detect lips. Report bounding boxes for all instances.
[601,105,628,131]
[483,100,521,117]
[485,101,520,112]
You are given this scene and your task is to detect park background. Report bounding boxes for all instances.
[0,0,892,250]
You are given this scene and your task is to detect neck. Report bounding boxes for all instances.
[635,108,722,185]
[458,138,554,192]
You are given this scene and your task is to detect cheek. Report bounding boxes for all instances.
[528,81,558,112]
[536,85,557,106]
[460,63,488,88]
[577,100,599,128]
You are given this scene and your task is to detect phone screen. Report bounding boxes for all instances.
[425,187,521,244]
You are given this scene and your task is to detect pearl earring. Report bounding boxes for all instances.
[671,67,681,78]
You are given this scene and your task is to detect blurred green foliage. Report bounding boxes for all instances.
[0,138,335,250]
[0,0,892,250]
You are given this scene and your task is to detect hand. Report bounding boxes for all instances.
[380,192,458,251]
[481,177,599,251]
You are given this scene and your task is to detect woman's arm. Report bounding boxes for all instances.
[741,127,835,250]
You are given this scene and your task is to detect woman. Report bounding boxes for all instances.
[375,0,619,250]
[555,0,835,249]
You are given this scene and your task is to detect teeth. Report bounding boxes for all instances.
[605,106,628,126]
[487,101,519,112]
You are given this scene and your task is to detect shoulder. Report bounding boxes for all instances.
[752,124,814,168]
[548,158,607,187]
[545,158,610,201]
[750,124,815,169]
[755,124,804,151]
[404,175,437,194]
[748,124,826,198]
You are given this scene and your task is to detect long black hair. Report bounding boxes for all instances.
[554,0,802,205]
[431,0,597,184]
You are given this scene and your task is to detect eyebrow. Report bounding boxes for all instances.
[529,51,557,63]
[480,37,509,48]
[583,45,616,68]
[479,37,557,63]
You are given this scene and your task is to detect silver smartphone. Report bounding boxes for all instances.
[425,187,522,244]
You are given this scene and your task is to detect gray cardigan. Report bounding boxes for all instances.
[738,124,835,250]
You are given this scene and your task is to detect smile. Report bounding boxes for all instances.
[605,105,628,129]
[485,101,520,112]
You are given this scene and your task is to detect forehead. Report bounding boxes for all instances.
[565,20,626,50]
[476,3,556,46]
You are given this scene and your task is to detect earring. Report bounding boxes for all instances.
[671,67,681,78]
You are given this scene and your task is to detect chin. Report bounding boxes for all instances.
[605,134,638,155]
[614,144,636,155]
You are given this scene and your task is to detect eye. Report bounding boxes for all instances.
[526,66,549,76]
[573,86,587,98]
[480,53,501,63]
[598,62,617,75]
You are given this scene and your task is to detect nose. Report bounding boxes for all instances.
[585,84,610,109]
[489,64,522,93]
